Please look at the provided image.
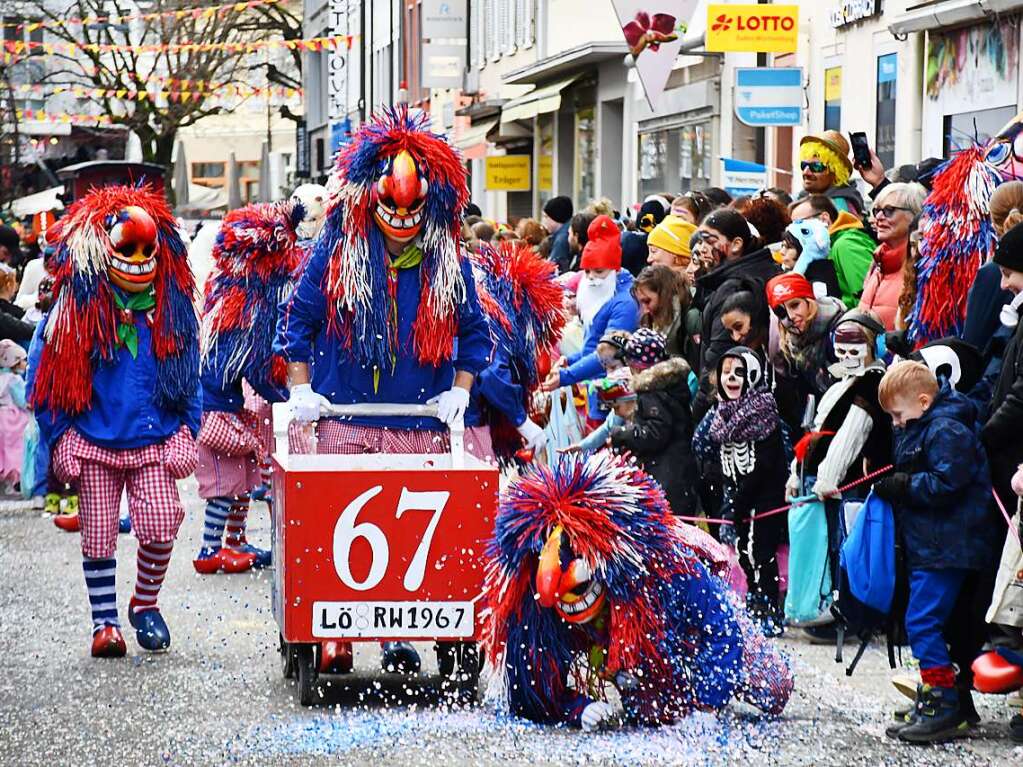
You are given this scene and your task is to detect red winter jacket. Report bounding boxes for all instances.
[858,241,906,331]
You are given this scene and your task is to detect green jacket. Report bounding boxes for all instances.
[829,211,877,309]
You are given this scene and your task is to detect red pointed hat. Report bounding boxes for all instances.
[580,214,622,271]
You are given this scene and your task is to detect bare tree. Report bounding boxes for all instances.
[27,0,302,166]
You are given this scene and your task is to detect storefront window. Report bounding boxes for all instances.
[824,67,842,132]
[945,105,1018,156]
[537,113,554,211]
[638,130,668,200]
[876,54,897,169]
[575,107,596,206]
[679,123,710,192]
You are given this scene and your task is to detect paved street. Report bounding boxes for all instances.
[0,480,1019,767]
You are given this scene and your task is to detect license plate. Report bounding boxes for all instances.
[311,601,475,638]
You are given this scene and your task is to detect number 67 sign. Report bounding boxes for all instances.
[272,463,499,643]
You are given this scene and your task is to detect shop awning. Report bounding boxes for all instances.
[889,0,1023,36]
[453,118,498,151]
[7,186,64,218]
[500,74,583,124]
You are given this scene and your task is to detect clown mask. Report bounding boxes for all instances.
[985,110,1023,182]
[373,149,428,243]
[719,356,747,401]
[107,206,158,293]
[536,525,606,625]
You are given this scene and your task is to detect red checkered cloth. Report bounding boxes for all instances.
[57,430,187,559]
[198,411,263,459]
[310,420,495,463]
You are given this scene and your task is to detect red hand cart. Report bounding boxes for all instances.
[270,402,499,706]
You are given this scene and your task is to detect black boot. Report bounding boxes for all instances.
[898,684,970,744]
[885,709,914,739]
[893,683,980,726]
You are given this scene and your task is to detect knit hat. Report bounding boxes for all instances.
[647,215,698,258]
[543,195,573,225]
[995,221,1023,273]
[765,272,815,309]
[637,197,669,233]
[624,327,667,366]
[580,215,623,271]
[910,337,984,393]
[594,367,635,410]
[0,339,26,370]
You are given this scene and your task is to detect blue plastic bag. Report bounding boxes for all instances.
[784,497,832,623]
[839,491,896,615]
[20,415,37,500]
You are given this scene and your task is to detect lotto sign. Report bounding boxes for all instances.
[706,4,799,53]
[272,455,498,642]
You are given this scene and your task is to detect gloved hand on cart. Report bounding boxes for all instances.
[288,383,331,422]
[517,418,547,451]
[428,386,470,427]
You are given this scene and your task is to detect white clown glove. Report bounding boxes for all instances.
[288,383,330,423]
[428,387,470,427]
[516,418,547,451]
[581,701,622,732]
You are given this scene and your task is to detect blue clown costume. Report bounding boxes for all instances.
[193,199,306,575]
[466,239,565,464]
[483,453,793,729]
[274,107,491,673]
[31,185,200,658]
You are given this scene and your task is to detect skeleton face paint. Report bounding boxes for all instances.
[720,357,746,401]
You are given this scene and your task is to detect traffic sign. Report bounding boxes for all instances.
[734,67,804,127]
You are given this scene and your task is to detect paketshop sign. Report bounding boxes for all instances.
[706,4,799,53]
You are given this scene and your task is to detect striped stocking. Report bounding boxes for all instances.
[224,495,251,547]
[201,497,232,552]
[134,541,173,614]
[83,557,118,632]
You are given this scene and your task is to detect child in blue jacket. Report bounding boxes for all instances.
[873,361,1001,745]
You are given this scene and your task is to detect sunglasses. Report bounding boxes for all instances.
[874,205,912,219]
[801,160,828,173]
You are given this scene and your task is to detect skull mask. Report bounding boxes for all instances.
[830,321,874,378]
[106,206,158,293]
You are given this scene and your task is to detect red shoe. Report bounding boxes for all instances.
[320,640,353,674]
[192,547,257,575]
[91,625,127,658]
[54,514,80,532]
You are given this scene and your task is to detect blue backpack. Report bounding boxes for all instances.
[834,492,906,674]
[840,492,896,614]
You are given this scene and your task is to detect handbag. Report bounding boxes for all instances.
[541,387,583,465]
[784,498,832,623]
[987,507,1023,628]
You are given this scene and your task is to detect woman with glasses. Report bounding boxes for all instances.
[858,183,927,330]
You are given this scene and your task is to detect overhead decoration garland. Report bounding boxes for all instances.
[1,0,284,32]
[1,34,354,58]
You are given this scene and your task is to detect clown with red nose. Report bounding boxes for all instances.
[30,185,200,659]
[275,107,492,675]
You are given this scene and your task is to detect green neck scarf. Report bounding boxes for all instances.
[113,287,156,359]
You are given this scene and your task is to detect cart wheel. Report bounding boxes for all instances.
[436,641,457,679]
[296,644,318,706]
[280,634,296,680]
